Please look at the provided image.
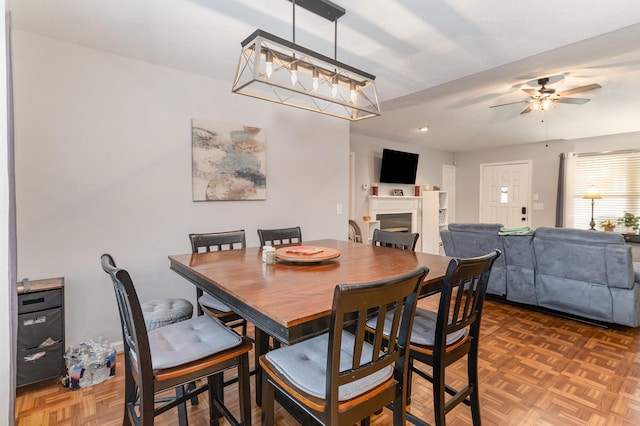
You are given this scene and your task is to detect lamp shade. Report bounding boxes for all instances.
[583,186,602,199]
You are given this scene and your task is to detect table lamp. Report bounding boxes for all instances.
[583,186,601,231]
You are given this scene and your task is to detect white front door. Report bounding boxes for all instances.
[480,161,531,227]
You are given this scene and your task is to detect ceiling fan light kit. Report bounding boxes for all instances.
[232,0,381,121]
[490,76,602,115]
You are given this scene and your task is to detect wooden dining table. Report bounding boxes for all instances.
[169,238,452,404]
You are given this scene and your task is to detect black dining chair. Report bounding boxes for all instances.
[257,226,302,246]
[101,254,252,426]
[371,228,419,251]
[259,266,429,426]
[189,230,248,336]
[367,250,501,426]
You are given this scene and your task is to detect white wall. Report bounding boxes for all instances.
[12,32,350,347]
[349,133,454,223]
[2,2,15,423]
[454,131,640,227]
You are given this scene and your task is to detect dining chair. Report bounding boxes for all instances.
[367,249,501,426]
[371,228,419,251]
[189,230,248,335]
[257,226,302,246]
[348,219,363,243]
[101,254,252,426]
[259,266,429,426]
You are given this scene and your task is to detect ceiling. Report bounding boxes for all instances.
[8,0,640,152]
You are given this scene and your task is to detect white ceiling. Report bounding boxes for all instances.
[8,0,640,151]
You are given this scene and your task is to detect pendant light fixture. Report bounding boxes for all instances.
[232,0,381,121]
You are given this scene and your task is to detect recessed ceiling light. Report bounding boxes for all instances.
[418,126,429,132]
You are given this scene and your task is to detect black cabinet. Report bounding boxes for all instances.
[17,277,65,387]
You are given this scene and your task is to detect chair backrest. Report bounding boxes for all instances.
[325,266,429,423]
[434,250,501,358]
[189,230,246,253]
[100,254,153,402]
[348,220,362,243]
[371,229,419,251]
[257,226,302,246]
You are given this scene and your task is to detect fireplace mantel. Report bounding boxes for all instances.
[368,195,422,246]
[365,193,445,254]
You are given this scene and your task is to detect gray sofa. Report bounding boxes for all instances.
[441,223,640,327]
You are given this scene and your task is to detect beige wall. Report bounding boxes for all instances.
[454,131,640,227]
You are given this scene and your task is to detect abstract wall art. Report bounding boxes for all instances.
[191,119,266,201]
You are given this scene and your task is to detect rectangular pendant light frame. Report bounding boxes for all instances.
[232,29,381,121]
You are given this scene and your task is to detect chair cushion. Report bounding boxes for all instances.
[264,330,393,401]
[411,308,467,346]
[142,298,193,331]
[634,262,640,283]
[149,315,243,369]
[198,293,233,313]
[366,307,466,347]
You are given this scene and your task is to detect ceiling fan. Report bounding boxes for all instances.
[490,77,602,114]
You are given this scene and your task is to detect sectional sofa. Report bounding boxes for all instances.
[440,223,640,327]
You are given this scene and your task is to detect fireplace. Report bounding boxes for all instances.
[377,213,411,233]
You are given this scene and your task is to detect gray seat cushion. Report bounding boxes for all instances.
[198,293,233,313]
[142,298,193,331]
[149,315,242,369]
[635,263,640,283]
[410,308,467,346]
[366,307,466,347]
[264,330,393,401]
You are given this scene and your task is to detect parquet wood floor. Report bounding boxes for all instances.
[16,299,640,425]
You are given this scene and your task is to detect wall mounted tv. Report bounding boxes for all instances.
[379,148,419,184]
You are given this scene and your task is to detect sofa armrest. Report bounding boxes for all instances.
[605,245,635,289]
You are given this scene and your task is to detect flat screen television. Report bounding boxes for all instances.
[379,148,419,184]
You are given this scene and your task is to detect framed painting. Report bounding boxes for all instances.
[191,119,266,201]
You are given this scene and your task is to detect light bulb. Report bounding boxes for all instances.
[331,75,338,98]
[265,51,273,78]
[290,62,298,86]
[542,99,553,110]
[349,81,357,103]
[531,101,540,111]
[312,68,319,91]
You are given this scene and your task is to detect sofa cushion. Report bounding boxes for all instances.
[501,234,536,305]
[532,227,636,323]
[533,227,633,290]
[441,223,506,296]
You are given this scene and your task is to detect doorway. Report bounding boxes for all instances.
[479,161,531,227]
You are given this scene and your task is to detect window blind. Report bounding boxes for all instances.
[573,150,640,230]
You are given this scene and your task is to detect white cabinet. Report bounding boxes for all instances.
[439,191,448,227]
[360,220,380,244]
[421,191,448,254]
[438,192,448,254]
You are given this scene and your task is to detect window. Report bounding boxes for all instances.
[573,150,640,230]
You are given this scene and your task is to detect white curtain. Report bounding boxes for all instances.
[562,153,577,228]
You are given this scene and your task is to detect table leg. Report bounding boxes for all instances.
[254,327,270,406]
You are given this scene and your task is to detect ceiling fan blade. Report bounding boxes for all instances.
[521,88,539,96]
[520,106,532,114]
[557,83,601,96]
[489,100,527,108]
[556,97,591,105]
